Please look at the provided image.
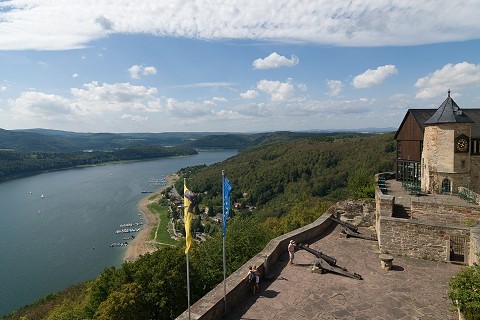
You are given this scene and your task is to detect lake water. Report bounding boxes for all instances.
[0,149,237,316]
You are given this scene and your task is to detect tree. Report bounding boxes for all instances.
[347,168,375,199]
[448,262,480,320]
[95,283,148,320]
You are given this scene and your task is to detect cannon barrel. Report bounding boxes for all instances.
[329,215,358,232]
[298,243,337,266]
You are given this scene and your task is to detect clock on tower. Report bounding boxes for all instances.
[456,138,469,152]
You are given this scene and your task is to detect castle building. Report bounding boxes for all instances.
[395,91,480,194]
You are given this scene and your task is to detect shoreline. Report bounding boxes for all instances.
[124,174,179,262]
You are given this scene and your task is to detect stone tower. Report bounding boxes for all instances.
[421,91,473,193]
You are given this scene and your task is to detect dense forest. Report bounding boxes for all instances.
[0,145,197,183]
[2,132,397,320]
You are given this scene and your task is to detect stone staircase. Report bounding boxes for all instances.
[392,204,411,219]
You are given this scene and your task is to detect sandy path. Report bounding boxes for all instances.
[124,174,178,262]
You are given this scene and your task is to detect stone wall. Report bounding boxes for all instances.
[379,216,470,261]
[411,200,480,226]
[333,200,376,226]
[470,227,480,265]
[374,180,395,247]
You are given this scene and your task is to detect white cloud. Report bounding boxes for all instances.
[128,65,157,79]
[121,114,148,122]
[2,1,480,50]
[9,81,163,124]
[175,82,234,88]
[257,80,294,102]
[297,83,308,92]
[240,89,259,99]
[143,66,157,76]
[71,81,160,113]
[165,98,212,118]
[415,62,480,99]
[253,52,299,70]
[352,65,398,88]
[72,73,78,78]
[95,15,114,31]
[284,97,376,116]
[9,92,76,120]
[326,80,343,96]
[233,103,273,117]
[128,65,142,79]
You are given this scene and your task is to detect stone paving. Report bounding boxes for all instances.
[226,223,463,320]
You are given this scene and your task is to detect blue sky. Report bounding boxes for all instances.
[1,1,480,133]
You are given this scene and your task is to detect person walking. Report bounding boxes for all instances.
[288,240,296,265]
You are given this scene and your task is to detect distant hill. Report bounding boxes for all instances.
[0,128,396,153]
[0,129,226,152]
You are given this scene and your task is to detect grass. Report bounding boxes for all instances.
[146,203,177,245]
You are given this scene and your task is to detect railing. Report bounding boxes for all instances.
[402,181,421,195]
[457,187,478,204]
[378,176,388,194]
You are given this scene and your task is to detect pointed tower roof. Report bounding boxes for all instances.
[425,90,474,124]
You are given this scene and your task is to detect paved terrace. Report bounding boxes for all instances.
[386,179,476,209]
[226,223,463,320]
[226,177,473,320]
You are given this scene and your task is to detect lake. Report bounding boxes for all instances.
[0,149,237,316]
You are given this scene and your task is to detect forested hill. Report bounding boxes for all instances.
[0,128,395,152]
[177,132,396,229]
[186,131,328,149]
[0,145,197,183]
[0,128,224,152]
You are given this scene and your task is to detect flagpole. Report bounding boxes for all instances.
[186,251,191,320]
[222,170,227,314]
[184,178,191,320]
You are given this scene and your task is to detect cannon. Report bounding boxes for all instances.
[298,243,362,280]
[298,243,337,266]
[329,215,377,241]
[329,215,358,232]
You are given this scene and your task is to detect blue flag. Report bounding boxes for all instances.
[222,176,232,237]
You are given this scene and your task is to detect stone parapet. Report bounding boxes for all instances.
[411,200,480,226]
[379,216,470,261]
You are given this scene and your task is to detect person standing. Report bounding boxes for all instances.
[288,240,296,265]
[253,265,260,292]
[246,266,257,294]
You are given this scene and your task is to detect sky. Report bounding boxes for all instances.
[1,1,480,133]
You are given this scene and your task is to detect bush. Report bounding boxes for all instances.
[448,262,480,320]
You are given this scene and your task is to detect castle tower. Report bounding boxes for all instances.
[421,91,473,193]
